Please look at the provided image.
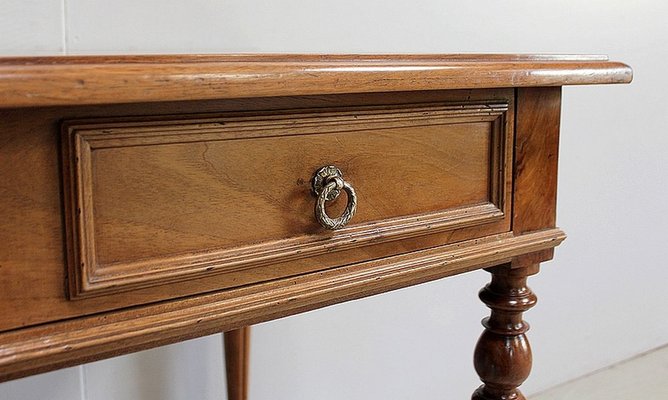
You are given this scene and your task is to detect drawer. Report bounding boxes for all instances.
[62,99,514,299]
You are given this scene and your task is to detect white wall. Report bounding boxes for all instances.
[1,1,667,399]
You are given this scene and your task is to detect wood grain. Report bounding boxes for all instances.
[0,54,632,388]
[62,102,511,298]
[473,264,539,400]
[0,228,565,382]
[513,87,561,233]
[0,55,632,108]
[511,87,563,267]
[0,89,514,332]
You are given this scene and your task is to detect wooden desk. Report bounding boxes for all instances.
[0,54,631,399]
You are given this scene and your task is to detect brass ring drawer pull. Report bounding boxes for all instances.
[311,165,357,230]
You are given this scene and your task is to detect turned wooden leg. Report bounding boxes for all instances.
[472,264,539,400]
[224,326,250,400]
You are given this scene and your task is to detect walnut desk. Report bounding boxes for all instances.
[0,54,632,399]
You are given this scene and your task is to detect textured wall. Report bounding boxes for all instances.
[1,1,667,399]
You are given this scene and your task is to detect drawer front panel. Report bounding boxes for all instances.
[63,102,512,298]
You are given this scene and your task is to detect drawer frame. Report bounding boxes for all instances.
[62,100,514,298]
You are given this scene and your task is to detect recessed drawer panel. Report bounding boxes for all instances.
[63,101,513,298]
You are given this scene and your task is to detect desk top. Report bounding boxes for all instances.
[0,54,632,108]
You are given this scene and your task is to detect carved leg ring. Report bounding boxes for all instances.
[472,264,538,400]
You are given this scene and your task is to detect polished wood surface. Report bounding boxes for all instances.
[513,88,561,234]
[62,100,511,298]
[0,53,614,64]
[473,264,539,400]
[0,54,631,399]
[0,229,565,381]
[224,327,250,400]
[511,87,563,268]
[1,89,515,331]
[0,229,566,380]
[0,54,631,108]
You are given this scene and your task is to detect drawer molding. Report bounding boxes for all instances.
[0,228,565,382]
[62,102,511,298]
[84,203,503,294]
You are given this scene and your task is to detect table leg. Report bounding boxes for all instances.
[472,264,539,400]
[224,326,250,400]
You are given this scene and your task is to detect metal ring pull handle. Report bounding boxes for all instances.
[311,166,357,230]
